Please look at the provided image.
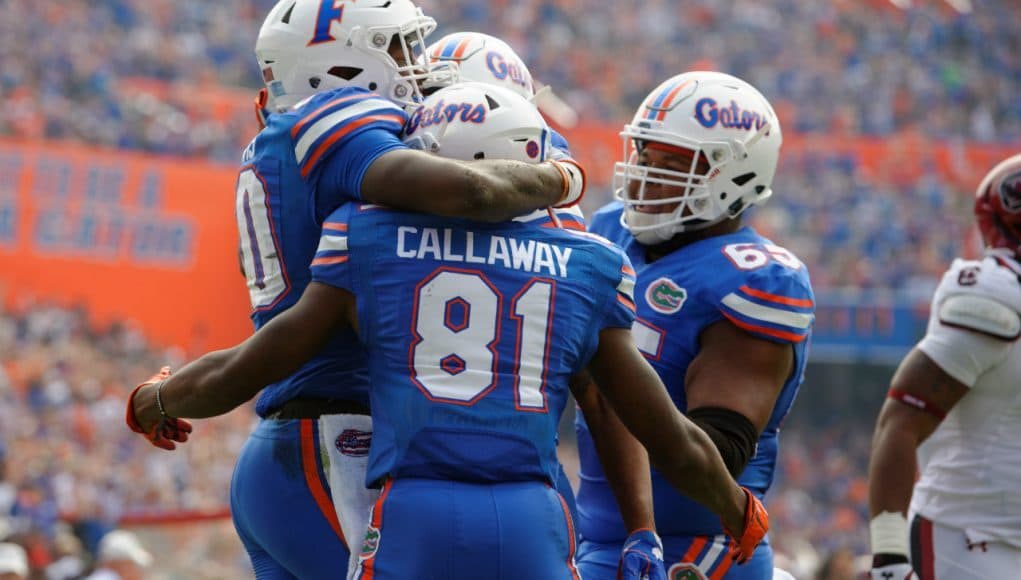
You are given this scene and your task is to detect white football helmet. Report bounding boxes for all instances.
[255,0,450,111]
[403,82,550,164]
[426,32,535,100]
[614,71,782,244]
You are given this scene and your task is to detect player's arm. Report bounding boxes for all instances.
[866,348,966,571]
[129,282,356,430]
[361,148,584,222]
[570,370,654,533]
[573,371,665,578]
[587,327,766,562]
[683,320,793,477]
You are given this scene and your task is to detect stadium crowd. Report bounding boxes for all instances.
[2,0,1019,578]
[0,300,250,577]
[2,0,1019,151]
[0,0,1007,293]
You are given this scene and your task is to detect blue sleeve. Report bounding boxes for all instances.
[313,127,407,222]
[716,265,816,344]
[599,249,637,330]
[549,128,571,160]
[309,205,356,292]
[588,202,624,238]
[285,89,407,216]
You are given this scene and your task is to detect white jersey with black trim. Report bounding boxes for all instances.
[911,253,1021,548]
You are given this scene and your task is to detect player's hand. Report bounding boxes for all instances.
[722,487,768,564]
[618,529,666,580]
[551,159,586,208]
[125,367,193,451]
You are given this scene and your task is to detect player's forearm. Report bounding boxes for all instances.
[644,413,748,533]
[460,160,567,222]
[578,386,656,531]
[867,412,920,518]
[132,348,257,427]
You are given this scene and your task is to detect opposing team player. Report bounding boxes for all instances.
[575,71,815,580]
[867,154,1021,580]
[127,83,768,579]
[125,1,585,578]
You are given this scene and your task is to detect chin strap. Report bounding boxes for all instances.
[254,88,270,131]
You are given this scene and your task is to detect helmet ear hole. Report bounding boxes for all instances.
[309,77,321,89]
[474,152,486,160]
[732,172,756,186]
[485,95,500,110]
[280,3,296,23]
[329,66,363,81]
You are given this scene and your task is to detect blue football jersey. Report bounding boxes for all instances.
[577,202,815,541]
[310,203,635,487]
[234,87,408,416]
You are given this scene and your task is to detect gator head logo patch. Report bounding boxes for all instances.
[668,563,707,580]
[645,277,687,314]
[359,525,380,561]
[336,429,372,457]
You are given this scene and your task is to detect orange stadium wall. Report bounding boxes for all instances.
[0,139,253,352]
[0,134,1016,351]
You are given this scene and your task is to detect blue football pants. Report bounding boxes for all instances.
[353,478,580,580]
[230,418,351,579]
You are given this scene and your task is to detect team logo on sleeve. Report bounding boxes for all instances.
[645,277,687,314]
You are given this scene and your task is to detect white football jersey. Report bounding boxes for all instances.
[910,253,1021,548]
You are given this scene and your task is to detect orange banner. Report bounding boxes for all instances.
[0,139,252,352]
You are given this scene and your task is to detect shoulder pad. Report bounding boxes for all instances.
[938,294,1021,341]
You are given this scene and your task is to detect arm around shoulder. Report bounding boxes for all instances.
[361,148,579,222]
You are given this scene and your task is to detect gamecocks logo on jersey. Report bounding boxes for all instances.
[336,429,372,457]
[646,277,687,315]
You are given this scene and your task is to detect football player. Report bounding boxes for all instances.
[124,1,585,578]
[867,154,1021,579]
[424,31,667,578]
[127,83,768,579]
[574,71,815,580]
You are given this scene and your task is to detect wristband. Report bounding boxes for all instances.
[155,380,171,419]
[870,511,909,557]
[551,159,585,208]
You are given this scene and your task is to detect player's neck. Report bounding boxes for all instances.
[644,219,742,262]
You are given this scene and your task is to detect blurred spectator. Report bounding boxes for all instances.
[85,530,151,580]
[814,547,860,580]
[0,543,27,580]
[0,301,251,576]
